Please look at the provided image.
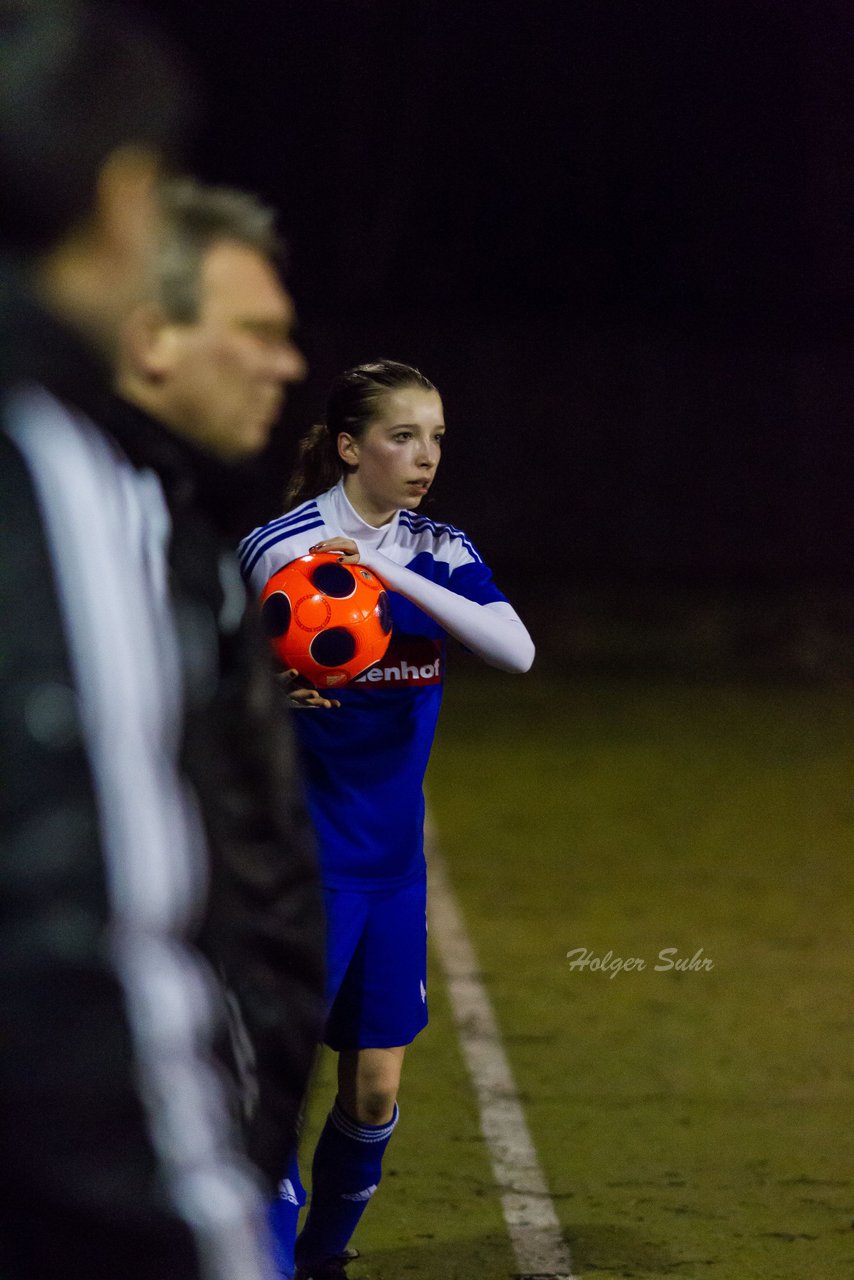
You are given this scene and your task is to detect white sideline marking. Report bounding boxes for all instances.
[426,831,578,1280]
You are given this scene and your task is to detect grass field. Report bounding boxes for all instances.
[300,669,853,1280]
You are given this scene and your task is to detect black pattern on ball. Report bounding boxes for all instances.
[261,591,291,637]
[310,627,357,667]
[377,591,392,635]
[311,561,356,599]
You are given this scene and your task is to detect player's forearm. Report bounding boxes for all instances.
[369,551,535,673]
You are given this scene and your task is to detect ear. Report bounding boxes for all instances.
[337,432,360,467]
[120,303,178,380]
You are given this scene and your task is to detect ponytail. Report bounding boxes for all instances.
[283,421,342,511]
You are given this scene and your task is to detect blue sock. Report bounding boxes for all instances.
[268,1153,307,1279]
[294,1099,399,1272]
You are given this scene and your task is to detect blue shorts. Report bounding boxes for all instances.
[323,874,428,1051]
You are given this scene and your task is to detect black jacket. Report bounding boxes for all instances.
[107,394,327,1181]
[0,267,324,1279]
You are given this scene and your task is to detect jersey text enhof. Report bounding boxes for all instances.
[352,637,443,687]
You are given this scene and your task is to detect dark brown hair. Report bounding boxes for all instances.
[284,359,437,511]
[0,0,195,255]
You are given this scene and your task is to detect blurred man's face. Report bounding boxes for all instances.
[142,239,306,459]
[109,148,166,311]
[37,146,165,360]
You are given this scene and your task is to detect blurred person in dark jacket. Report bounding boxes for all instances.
[0,4,324,1278]
[113,176,324,1187]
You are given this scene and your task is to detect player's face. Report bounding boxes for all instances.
[155,239,305,460]
[340,387,445,525]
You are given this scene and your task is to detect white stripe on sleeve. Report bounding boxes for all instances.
[7,385,274,1280]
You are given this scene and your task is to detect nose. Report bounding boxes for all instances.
[272,339,307,385]
[416,437,438,469]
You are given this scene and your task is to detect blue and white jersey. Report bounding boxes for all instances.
[239,480,507,890]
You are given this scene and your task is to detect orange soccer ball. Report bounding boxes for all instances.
[260,552,393,687]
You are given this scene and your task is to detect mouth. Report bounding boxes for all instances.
[406,480,431,494]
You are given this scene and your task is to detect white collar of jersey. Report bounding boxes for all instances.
[328,478,401,550]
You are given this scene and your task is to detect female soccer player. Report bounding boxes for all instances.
[238,359,534,1280]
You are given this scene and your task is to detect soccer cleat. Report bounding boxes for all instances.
[294,1247,360,1280]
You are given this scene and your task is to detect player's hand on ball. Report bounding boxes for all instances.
[260,553,391,687]
[310,537,360,564]
[278,668,341,710]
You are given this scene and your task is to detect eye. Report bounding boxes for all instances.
[238,320,291,347]
[393,431,412,442]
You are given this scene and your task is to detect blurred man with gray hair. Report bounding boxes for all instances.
[113,176,325,1198]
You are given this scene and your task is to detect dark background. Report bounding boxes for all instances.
[148,0,850,669]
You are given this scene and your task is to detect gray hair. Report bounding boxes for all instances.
[156,177,283,321]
